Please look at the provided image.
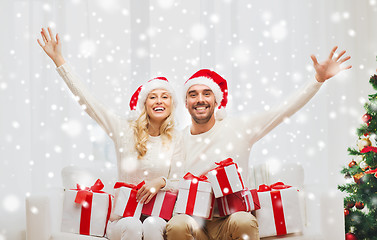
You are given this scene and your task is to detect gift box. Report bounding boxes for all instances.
[142,190,177,220]
[217,188,260,217]
[175,173,214,219]
[207,158,245,198]
[61,179,112,237]
[113,181,145,218]
[255,182,303,238]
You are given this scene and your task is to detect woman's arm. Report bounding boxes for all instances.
[38,27,123,139]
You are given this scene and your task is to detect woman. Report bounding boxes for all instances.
[37,27,184,240]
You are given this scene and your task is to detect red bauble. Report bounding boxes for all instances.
[362,113,372,124]
[344,209,350,216]
[345,232,358,240]
[355,202,364,210]
[346,201,355,209]
[349,160,357,168]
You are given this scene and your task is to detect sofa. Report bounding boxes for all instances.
[25,162,344,240]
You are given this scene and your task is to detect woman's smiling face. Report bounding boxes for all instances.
[145,89,172,123]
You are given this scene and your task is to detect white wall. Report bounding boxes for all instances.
[1,0,377,239]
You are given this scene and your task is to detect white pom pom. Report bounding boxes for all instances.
[215,108,226,120]
[127,110,140,121]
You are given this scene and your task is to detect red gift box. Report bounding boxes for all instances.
[256,182,303,238]
[207,158,245,198]
[113,181,145,218]
[142,190,177,220]
[217,188,260,217]
[175,172,214,219]
[61,179,113,237]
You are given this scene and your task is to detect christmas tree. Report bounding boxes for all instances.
[338,72,377,240]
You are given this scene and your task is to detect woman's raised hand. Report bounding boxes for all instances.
[37,27,65,67]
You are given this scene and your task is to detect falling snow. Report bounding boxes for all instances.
[2,1,377,238]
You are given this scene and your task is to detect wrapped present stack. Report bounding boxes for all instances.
[60,158,304,239]
[175,158,261,219]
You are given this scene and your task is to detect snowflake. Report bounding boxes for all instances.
[157,0,175,9]
[190,24,207,41]
[79,40,97,57]
[61,120,82,137]
[96,0,120,12]
[3,195,20,212]
[348,29,356,37]
[271,21,287,41]
[210,14,220,23]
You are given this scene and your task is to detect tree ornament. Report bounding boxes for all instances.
[355,155,364,164]
[346,201,355,209]
[355,202,364,210]
[359,161,369,171]
[344,208,350,216]
[344,172,352,179]
[348,160,357,168]
[345,232,358,240]
[358,138,372,151]
[353,172,365,184]
[362,113,372,125]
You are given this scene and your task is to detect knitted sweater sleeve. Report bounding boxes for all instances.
[161,131,186,192]
[56,63,122,140]
[243,78,323,144]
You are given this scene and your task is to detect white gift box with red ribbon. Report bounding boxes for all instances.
[217,188,261,217]
[174,172,214,219]
[256,182,303,238]
[207,158,245,198]
[113,181,145,218]
[142,190,177,220]
[61,179,113,237]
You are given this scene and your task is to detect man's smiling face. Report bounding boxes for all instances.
[186,84,217,124]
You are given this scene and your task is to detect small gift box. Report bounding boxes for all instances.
[113,181,145,218]
[256,182,303,238]
[175,172,214,219]
[217,188,260,217]
[207,158,245,198]
[61,179,113,237]
[142,190,177,220]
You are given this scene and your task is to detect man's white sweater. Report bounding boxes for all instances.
[183,79,323,189]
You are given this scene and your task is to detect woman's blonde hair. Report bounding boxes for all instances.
[132,98,175,159]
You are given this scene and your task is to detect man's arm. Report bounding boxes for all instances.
[244,46,352,144]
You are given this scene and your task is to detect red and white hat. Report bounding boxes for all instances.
[184,69,228,120]
[129,77,177,111]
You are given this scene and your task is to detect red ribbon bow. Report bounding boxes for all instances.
[74,179,106,204]
[215,158,234,167]
[113,181,145,190]
[257,182,292,192]
[183,172,208,181]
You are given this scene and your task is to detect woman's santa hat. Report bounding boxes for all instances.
[129,77,177,111]
[183,69,228,120]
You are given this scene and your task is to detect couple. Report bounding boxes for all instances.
[38,27,351,240]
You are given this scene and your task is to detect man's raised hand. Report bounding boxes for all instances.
[311,46,352,83]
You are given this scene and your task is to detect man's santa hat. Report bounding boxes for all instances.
[129,77,177,112]
[183,69,228,120]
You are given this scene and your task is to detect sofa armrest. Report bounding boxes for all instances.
[26,195,51,240]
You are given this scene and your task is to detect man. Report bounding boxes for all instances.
[166,47,351,240]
